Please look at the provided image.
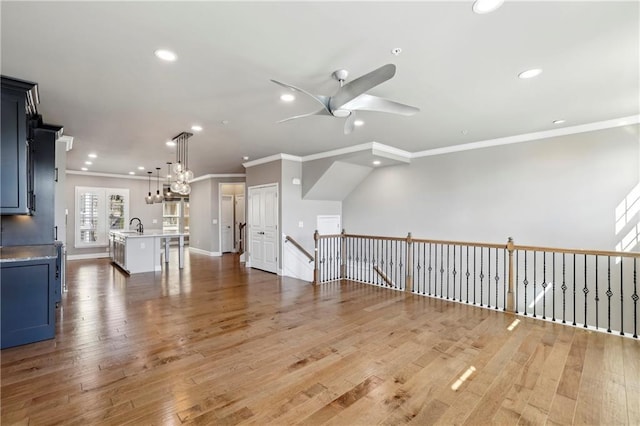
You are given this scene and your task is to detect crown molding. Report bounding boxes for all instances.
[189,173,246,183]
[243,115,640,167]
[412,115,640,158]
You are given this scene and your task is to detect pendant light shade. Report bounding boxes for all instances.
[170,131,194,195]
[145,171,154,204]
[153,167,164,203]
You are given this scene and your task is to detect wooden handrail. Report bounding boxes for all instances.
[316,231,640,259]
[285,235,314,263]
[373,265,394,287]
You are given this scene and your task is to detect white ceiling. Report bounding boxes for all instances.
[1,1,638,177]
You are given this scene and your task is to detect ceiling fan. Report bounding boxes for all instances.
[271,63,419,134]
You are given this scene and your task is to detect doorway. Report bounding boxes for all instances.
[247,183,278,273]
[219,183,246,255]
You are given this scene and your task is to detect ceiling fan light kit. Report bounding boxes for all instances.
[271,63,419,135]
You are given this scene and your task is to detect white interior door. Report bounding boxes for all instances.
[221,195,234,253]
[248,184,278,273]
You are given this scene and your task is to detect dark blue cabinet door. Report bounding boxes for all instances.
[0,89,29,214]
[1,259,55,349]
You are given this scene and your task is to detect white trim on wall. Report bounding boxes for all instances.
[68,253,110,261]
[189,246,221,257]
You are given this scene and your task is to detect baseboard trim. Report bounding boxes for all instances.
[189,247,221,257]
[68,253,110,261]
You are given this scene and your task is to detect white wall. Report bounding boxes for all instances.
[343,125,640,252]
[189,176,245,255]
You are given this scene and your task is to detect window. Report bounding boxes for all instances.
[75,186,129,248]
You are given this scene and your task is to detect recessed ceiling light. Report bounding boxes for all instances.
[280,94,295,102]
[372,160,381,166]
[461,130,469,135]
[166,140,176,147]
[85,161,92,165]
[221,120,229,125]
[154,49,177,62]
[81,167,88,171]
[242,156,250,161]
[553,119,566,124]
[354,120,364,127]
[518,68,543,79]
[191,125,203,132]
[472,0,504,14]
[129,171,135,175]
[138,166,145,170]
[88,153,97,158]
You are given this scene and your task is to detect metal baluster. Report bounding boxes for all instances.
[607,256,612,333]
[452,245,457,301]
[533,251,537,318]
[460,245,464,303]
[572,254,577,327]
[473,247,477,305]
[583,254,588,328]
[447,244,451,300]
[435,244,439,296]
[440,244,444,298]
[633,258,638,338]
[485,247,489,307]
[542,252,547,319]
[620,258,624,335]
[466,246,470,303]
[422,243,426,295]
[480,247,484,307]
[595,256,599,330]
[552,253,556,322]
[562,253,567,324]
[516,250,519,313]
[428,243,433,295]
[523,251,528,316]
[503,249,507,311]
[495,248,500,310]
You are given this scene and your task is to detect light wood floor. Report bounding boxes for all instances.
[2,251,639,425]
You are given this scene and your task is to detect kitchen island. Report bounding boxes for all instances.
[109,229,188,274]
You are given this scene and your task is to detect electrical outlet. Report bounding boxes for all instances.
[152,219,157,224]
[140,242,146,249]
[298,221,303,228]
[213,219,218,224]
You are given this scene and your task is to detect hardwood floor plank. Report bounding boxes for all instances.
[1,253,639,425]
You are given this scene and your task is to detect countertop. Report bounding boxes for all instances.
[109,229,189,239]
[0,244,58,263]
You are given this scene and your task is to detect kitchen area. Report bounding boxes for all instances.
[1,76,193,349]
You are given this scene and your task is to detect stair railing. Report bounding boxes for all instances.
[313,230,640,339]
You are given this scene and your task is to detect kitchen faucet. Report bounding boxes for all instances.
[129,217,143,234]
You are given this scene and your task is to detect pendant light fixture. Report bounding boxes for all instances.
[170,131,194,195]
[165,162,172,198]
[153,167,164,203]
[145,171,154,204]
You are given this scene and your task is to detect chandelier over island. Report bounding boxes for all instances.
[170,131,194,195]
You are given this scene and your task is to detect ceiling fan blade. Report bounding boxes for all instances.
[270,79,330,112]
[344,112,357,135]
[343,93,420,116]
[330,64,396,111]
[276,108,331,123]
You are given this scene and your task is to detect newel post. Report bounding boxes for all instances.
[507,237,515,312]
[313,230,319,285]
[405,232,414,292]
[340,229,346,280]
